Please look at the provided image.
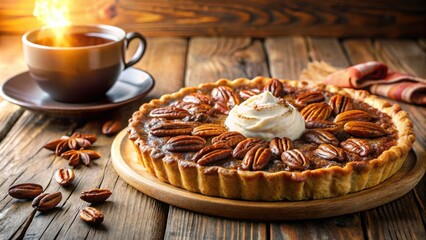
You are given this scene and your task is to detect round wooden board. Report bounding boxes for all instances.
[111,129,425,221]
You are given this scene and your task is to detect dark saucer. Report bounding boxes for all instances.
[0,67,155,117]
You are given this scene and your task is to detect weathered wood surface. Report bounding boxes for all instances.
[1,0,426,37]
[0,35,425,239]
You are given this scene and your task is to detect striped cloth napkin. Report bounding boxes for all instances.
[300,61,426,105]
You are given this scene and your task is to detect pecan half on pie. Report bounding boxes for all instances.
[128,77,415,201]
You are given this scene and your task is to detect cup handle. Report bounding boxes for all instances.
[123,32,147,69]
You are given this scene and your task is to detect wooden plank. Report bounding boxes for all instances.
[269,37,364,240]
[0,37,188,239]
[164,207,267,240]
[343,38,426,239]
[0,101,24,142]
[264,37,309,80]
[1,0,426,37]
[185,37,268,86]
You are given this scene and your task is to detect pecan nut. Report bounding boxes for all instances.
[150,121,195,137]
[281,149,310,171]
[334,110,372,124]
[344,121,387,138]
[303,129,339,146]
[315,144,346,161]
[211,86,240,108]
[193,143,233,166]
[102,120,122,136]
[8,183,43,199]
[80,207,104,225]
[295,91,325,106]
[329,94,353,115]
[32,192,62,212]
[172,101,213,114]
[149,107,190,120]
[263,78,285,98]
[80,188,112,203]
[233,138,268,159]
[192,124,227,137]
[300,102,332,121]
[183,93,213,105]
[165,135,206,152]
[213,102,230,115]
[55,169,75,187]
[239,89,261,100]
[211,131,247,148]
[242,147,272,171]
[340,138,371,157]
[305,120,340,133]
[269,137,294,157]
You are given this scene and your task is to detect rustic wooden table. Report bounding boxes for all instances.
[0,35,425,239]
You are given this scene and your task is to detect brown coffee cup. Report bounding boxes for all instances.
[22,24,146,103]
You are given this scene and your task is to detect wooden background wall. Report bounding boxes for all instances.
[0,0,425,37]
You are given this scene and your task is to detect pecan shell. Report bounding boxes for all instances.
[233,138,268,159]
[315,144,346,161]
[344,121,387,138]
[303,129,340,146]
[211,131,247,148]
[192,124,227,137]
[165,135,206,152]
[340,138,371,157]
[150,121,195,137]
[242,147,272,171]
[269,137,294,157]
[263,78,285,98]
[149,107,190,120]
[281,149,310,171]
[193,143,233,166]
[300,102,332,121]
[295,91,325,106]
[329,94,353,115]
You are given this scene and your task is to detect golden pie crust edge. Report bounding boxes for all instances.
[128,77,415,201]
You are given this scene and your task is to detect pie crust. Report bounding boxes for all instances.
[128,77,415,201]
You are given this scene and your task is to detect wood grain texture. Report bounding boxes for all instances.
[342,38,426,240]
[185,37,269,86]
[307,37,349,68]
[1,0,426,37]
[164,207,267,240]
[264,37,310,80]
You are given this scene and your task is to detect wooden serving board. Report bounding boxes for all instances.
[111,129,425,221]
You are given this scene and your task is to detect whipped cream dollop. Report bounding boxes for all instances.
[225,91,305,141]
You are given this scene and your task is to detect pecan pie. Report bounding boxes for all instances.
[128,77,415,201]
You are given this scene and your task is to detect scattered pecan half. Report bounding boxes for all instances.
[344,121,387,138]
[44,133,97,156]
[334,110,372,124]
[340,138,371,157]
[303,129,339,146]
[193,143,233,166]
[8,183,43,199]
[102,120,122,136]
[192,124,228,138]
[149,107,190,120]
[263,78,285,98]
[233,138,269,159]
[62,149,101,166]
[329,94,353,115]
[300,102,332,121]
[80,207,104,225]
[211,131,247,148]
[54,169,75,187]
[80,188,112,203]
[165,135,206,152]
[295,91,325,106]
[269,137,294,157]
[241,147,272,171]
[281,149,310,171]
[32,192,62,212]
[150,121,195,137]
[315,144,346,161]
